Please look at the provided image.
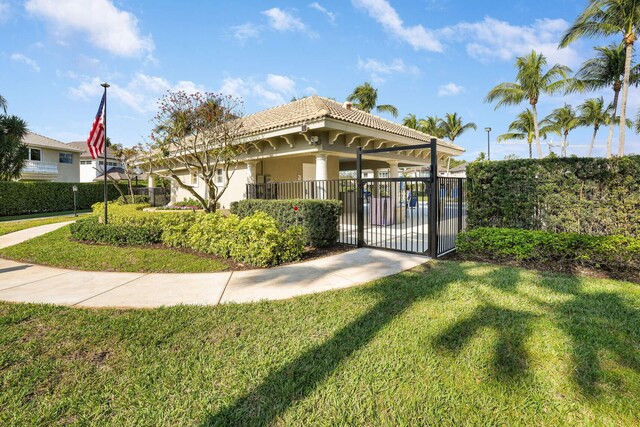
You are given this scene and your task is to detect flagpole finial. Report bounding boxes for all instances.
[101,82,110,88]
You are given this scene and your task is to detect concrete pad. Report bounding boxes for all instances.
[0,271,144,305]
[0,221,74,249]
[221,264,355,303]
[77,272,231,308]
[0,261,70,291]
[311,248,428,284]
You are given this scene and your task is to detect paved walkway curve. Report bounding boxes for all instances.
[0,222,428,308]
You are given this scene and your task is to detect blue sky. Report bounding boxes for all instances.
[1,0,639,160]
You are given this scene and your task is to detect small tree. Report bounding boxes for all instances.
[0,115,28,181]
[106,143,144,202]
[149,91,244,213]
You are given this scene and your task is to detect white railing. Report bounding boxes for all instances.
[22,160,58,175]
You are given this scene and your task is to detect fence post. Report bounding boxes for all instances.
[428,138,439,257]
[457,178,463,232]
[356,146,364,248]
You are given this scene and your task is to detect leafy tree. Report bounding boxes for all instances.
[439,113,477,142]
[0,94,7,114]
[497,109,552,159]
[571,43,639,157]
[636,109,640,133]
[402,113,423,131]
[544,104,581,157]
[560,0,640,156]
[109,143,144,202]
[0,115,28,181]
[149,91,245,213]
[485,51,572,159]
[347,82,398,117]
[578,97,612,156]
[419,116,446,138]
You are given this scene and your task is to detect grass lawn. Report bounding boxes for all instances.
[0,214,90,237]
[0,210,92,222]
[0,225,230,273]
[1,261,638,426]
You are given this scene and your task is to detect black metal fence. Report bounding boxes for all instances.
[246,176,467,257]
[133,187,168,207]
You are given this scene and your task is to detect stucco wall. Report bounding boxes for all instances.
[170,164,248,209]
[22,148,80,182]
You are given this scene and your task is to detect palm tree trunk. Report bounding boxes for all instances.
[562,134,568,157]
[528,140,533,159]
[605,87,620,159]
[588,127,597,157]
[532,104,543,159]
[617,38,635,157]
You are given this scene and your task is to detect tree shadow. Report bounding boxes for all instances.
[200,262,463,426]
[434,304,536,379]
[539,274,640,395]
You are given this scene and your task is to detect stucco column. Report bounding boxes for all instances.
[245,160,258,184]
[148,173,155,188]
[315,154,328,199]
[387,160,399,178]
[373,168,380,179]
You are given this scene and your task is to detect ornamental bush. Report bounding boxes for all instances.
[466,156,640,237]
[70,217,162,246]
[230,199,342,247]
[457,227,640,276]
[0,181,120,217]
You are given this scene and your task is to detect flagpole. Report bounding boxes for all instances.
[101,82,110,224]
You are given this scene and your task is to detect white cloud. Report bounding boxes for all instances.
[10,53,40,72]
[25,0,154,58]
[231,23,261,42]
[0,1,11,23]
[220,74,301,107]
[357,57,418,83]
[352,0,442,52]
[441,17,581,67]
[437,82,464,97]
[69,73,205,113]
[262,8,306,32]
[309,2,336,24]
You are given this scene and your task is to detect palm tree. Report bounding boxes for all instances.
[578,97,611,157]
[347,82,399,117]
[402,113,423,131]
[560,0,640,156]
[572,44,639,157]
[0,115,29,181]
[439,113,477,143]
[418,116,445,138]
[485,51,572,159]
[0,94,7,114]
[545,104,581,157]
[636,109,640,134]
[497,109,552,159]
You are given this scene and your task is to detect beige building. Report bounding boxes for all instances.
[20,132,82,182]
[155,96,465,208]
[66,141,123,183]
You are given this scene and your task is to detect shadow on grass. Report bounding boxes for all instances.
[200,262,462,426]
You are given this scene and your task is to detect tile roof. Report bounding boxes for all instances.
[23,132,84,153]
[67,141,118,159]
[239,96,464,150]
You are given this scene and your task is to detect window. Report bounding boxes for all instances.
[28,148,41,161]
[59,153,73,164]
[215,169,224,185]
[80,160,92,165]
[190,173,199,187]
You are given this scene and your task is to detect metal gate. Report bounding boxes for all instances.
[356,138,466,257]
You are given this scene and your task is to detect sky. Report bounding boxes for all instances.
[1,0,639,161]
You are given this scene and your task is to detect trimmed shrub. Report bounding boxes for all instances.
[118,195,149,204]
[466,156,640,237]
[70,217,162,246]
[0,181,120,217]
[457,227,640,275]
[187,213,239,257]
[230,199,342,247]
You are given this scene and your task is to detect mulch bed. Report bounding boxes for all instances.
[443,252,640,284]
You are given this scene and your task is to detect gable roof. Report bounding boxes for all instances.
[239,96,463,150]
[67,141,118,160]
[23,132,84,153]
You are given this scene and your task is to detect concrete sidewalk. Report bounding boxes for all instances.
[0,221,76,249]
[0,221,429,308]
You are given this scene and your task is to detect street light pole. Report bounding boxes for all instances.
[484,127,492,160]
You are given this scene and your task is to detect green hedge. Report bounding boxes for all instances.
[466,156,640,237]
[70,217,162,246]
[0,181,120,217]
[74,204,305,267]
[230,199,342,247]
[457,227,640,276]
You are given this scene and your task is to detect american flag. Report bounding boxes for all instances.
[86,93,106,159]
